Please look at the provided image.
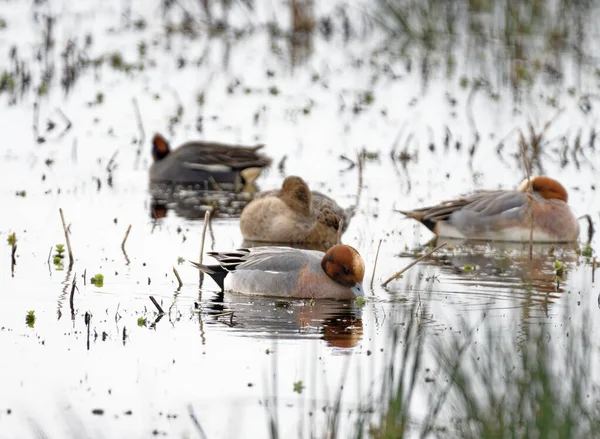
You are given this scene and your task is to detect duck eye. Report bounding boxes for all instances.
[342,265,351,275]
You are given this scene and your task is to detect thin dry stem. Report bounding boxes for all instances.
[519,138,534,261]
[59,208,74,268]
[199,210,212,283]
[370,239,383,290]
[382,242,448,287]
[122,225,132,251]
[173,266,183,289]
[133,97,145,155]
[337,218,344,245]
[149,296,165,314]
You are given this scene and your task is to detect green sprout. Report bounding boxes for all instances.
[463,264,474,271]
[91,273,104,287]
[53,244,65,271]
[581,245,594,258]
[554,260,565,285]
[137,317,147,327]
[7,232,16,246]
[355,296,367,307]
[293,380,304,394]
[26,310,35,328]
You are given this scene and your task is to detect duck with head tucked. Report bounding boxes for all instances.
[240,176,354,248]
[399,176,580,242]
[150,133,271,187]
[191,245,365,299]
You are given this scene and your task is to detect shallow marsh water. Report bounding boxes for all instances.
[1,0,600,437]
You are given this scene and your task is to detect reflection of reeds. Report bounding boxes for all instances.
[374,0,596,91]
[262,270,600,438]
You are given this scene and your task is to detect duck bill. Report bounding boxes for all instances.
[351,283,364,297]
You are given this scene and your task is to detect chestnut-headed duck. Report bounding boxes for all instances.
[150,133,271,186]
[191,245,365,299]
[239,176,354,247]
[399,176,580,242]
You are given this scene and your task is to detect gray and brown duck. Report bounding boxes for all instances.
[150,133,271,187]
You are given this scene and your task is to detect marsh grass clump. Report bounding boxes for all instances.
[436,318,600,439]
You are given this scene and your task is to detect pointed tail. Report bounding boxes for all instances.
[190,261,227,291]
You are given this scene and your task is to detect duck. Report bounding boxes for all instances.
[239,176,354,247]
[398,176,580,242]
[191,244,365,299]
[150,133,271,186]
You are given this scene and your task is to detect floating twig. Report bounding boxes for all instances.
[33,101,44,143]
[370,239,383,290]
[213,311,235,325]
[188,405,208,439]
[173,266,183,289]
[85,311,92,351]
[122,224,132,265]
[59,208,74,268]
[149,296,165,315]
[208,176,223,191]
[11,243,17,277]
[56,107,72,137]
[579,214,595,244]
[199,210,212,284]
[382,242,448,287]
[356,149,364,206]
[69,273,78,320]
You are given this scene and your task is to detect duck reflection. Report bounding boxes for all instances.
[149,183,256,220]
[201,294,363,349]
[408,238,580,304]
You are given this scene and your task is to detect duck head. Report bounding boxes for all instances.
[278,176,313,216]
[518,176,568,202]
[321,244,365,297]
[152,133,171,162]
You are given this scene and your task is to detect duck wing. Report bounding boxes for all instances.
[399,190,528,232]
[173,142,271,169]
[312,192,353,233]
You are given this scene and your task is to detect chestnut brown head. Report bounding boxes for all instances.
[278,176,313,216]
[321,244,365,296]
[152,133,171,162]
[519,176,568,202]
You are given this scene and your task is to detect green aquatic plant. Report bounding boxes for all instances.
[26,310,35,328]
[177,256,185,265]
[7,232,16,246]
[90,273,104,287]
[293,380,304,394]
[53,244,65,271]
[554,259,565,282]
[355,296,367,307]
[137,317,147,327]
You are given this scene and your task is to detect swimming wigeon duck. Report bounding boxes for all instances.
[399,176,580,242]
[239,176,354,247]
[150,133,271,186]
[191,245,365,299]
